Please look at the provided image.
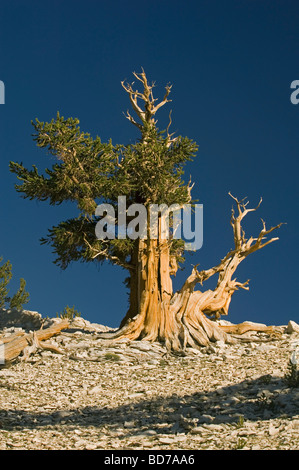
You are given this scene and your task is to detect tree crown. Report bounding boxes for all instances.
[9,71,198,270]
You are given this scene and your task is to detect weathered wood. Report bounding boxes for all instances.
[1,320,69,364]
[219,321,275,335]
[99,194,282,350]
[1,331,26,343]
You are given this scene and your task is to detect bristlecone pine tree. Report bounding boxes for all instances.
[10,70,283,350]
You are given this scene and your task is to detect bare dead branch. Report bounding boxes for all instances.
[2,320,69,364]
[121,70,172,130]
[186,176,195,203]
[165,110,178,148]
[181,194,283,308]
[152,84,172,115]
[123,110,143,130]
[84,237,135,271]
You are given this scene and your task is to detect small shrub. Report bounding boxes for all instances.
[260,374,272,385]
[284,357,299,388]
[159,359,169,367]
[235,438,247,450]
[104,353,121,362]
[0,258,12,308]
[0,257,30,310]
[57,305,81,321]
[236,415,245,428]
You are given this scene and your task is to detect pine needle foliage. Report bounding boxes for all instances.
[9,94,197,273]
[0,257,30,310]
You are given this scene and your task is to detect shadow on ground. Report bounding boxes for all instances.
[0,375,298,434]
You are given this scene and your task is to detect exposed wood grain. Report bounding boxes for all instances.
[2,320,69,364]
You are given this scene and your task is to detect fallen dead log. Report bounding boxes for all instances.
[218,321,275,336]
[1,320,69,365]
[0,331,26,343]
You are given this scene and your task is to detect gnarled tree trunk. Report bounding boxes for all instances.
[97,72,282,350]
[100,194,282,351]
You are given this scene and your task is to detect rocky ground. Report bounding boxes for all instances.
[0,309,298,450]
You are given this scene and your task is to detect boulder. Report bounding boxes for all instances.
[286,320,299,334]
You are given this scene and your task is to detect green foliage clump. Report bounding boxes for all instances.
[9,91,197,275]
[284,356,299,388]
[0,257,30,310]
[0,258,12,308]
[57,304,81,321]
[8,72,199,319]
[235,437,247,450]
[9,278,30,310]
[104,352,121,362]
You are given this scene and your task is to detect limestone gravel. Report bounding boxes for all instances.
[0,314,298,450]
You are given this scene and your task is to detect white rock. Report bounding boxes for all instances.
[190,426,205,434]
[269,423,280,436]
[124,421,135,428]
[1,313,298,450]
[88,385,102,394]
[159,437,175,444]
[129,341,152,352]
[286,320,299,334]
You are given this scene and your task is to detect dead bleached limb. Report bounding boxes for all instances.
[1,320,69,365]
[122,68,172,129]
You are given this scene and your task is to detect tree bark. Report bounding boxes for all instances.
[100,195,283,351]
[101,73,283,350]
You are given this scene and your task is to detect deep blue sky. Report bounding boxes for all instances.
[0,0,298,327]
